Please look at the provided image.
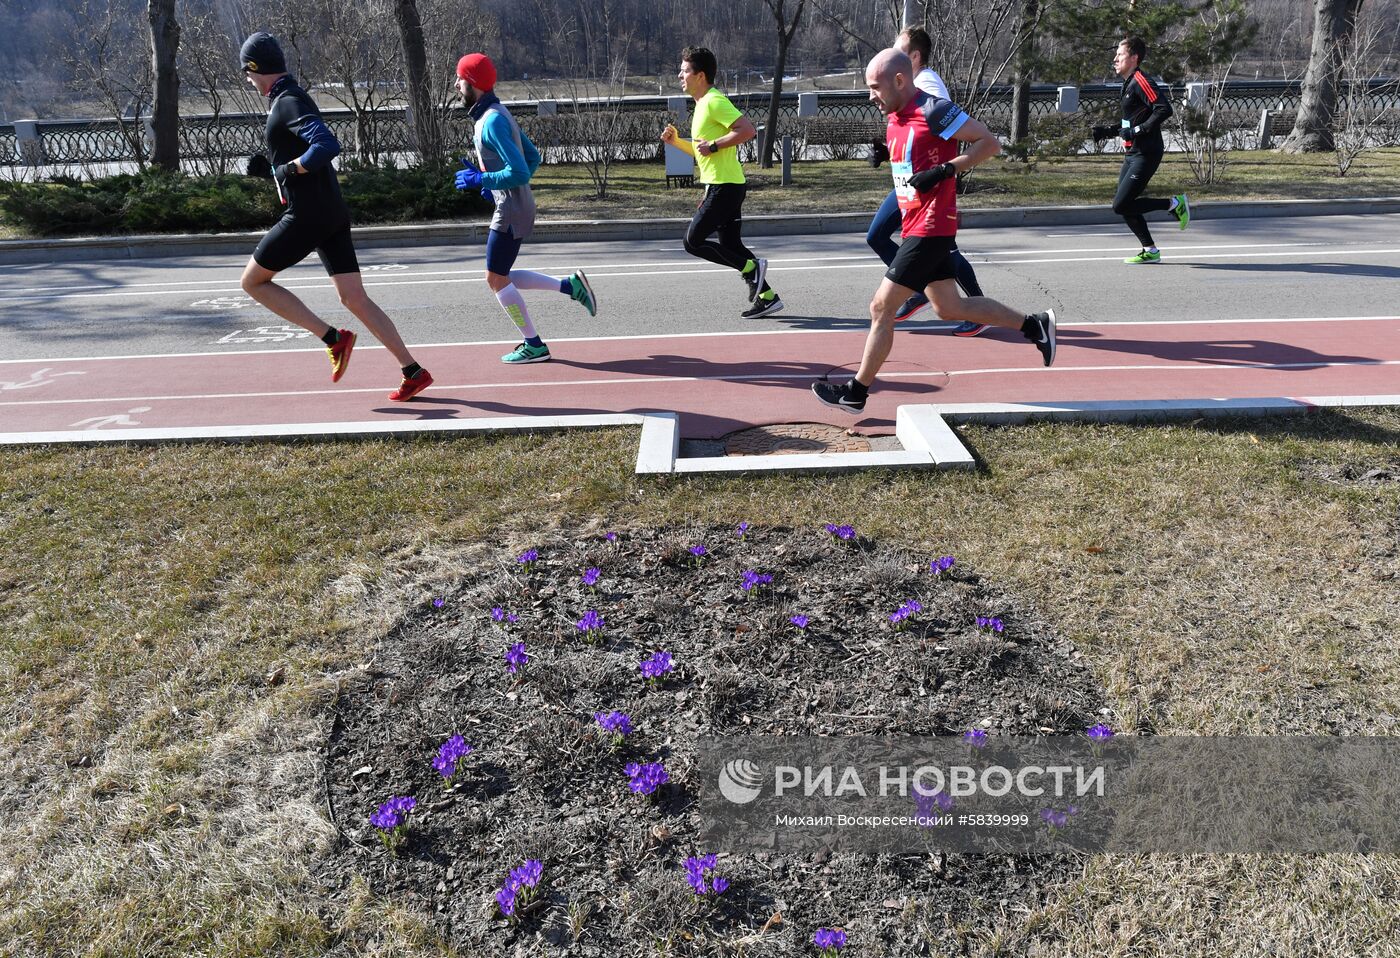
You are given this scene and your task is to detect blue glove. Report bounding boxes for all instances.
[481,188,494,204]
[455,157,482,191]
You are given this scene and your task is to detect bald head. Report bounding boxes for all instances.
[866,48,914,115]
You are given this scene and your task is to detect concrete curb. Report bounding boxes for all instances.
[3,195,1398,266]
[4,395,1397,475]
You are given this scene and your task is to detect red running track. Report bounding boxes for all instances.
[1,318,1397,439]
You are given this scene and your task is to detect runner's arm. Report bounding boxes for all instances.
[1134,80,1173,135]
[477,112,533,190]
[948,115,1000,171]
[284,113,341,173]
[520,130,542,177]
[661,124,697,158]
[711,114,756,151]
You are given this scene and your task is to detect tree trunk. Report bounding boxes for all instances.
[1009,0,1039,145]
[394,0,440,164]
[760,0,806,169]
[147,0,180,172]
[1281,0,1365,152]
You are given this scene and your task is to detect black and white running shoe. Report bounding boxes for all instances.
[1028,309,1056,366]
[810,380,866,414]
[741,295,784,319]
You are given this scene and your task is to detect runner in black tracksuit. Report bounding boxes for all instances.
[1093,37,1189,265]
[238,32,432,401]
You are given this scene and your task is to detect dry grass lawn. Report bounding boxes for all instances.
[2,409,1398,956]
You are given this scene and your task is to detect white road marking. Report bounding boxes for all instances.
[0,314,1395,366]
[5,360,1398,410]
[0,367,87,390]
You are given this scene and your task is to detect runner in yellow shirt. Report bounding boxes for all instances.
[661,46,784,318]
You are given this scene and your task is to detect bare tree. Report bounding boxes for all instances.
[1009,0,1042,146]
[1333,5,1400,173]
[757,0,807,168]
[310,0,401,165]
[393,0,445,163]
[1281,0,1366,152]
[63,0,154,169]
[147,0,180,171]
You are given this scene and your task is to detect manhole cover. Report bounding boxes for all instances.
[724,423,872,456]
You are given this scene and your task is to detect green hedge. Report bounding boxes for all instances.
[0,164,491,237]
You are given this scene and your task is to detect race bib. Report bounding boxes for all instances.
[892,158,918,211]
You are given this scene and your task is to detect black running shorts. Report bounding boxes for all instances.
[253,212,360,275]
[885,234,958,292]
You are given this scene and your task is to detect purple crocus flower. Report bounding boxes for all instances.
[432,734,473,784]
[605,531,618,543]
[813,927,848,951]
[581,567,601,587]
[594,710,634,743]
[889,599,923,627]
[432,597,445,608]
[491,606,519,624]
[684,853,726,896]
[576,609,605,641]
[516,549,539,567]
[740,570,772,592]
[624,761,669,795]
[963,728,988,747]
[496,858,544,918]
[930,555,955,575]
[976,615,1005,633]
[824,523,856,541]
[1087,723,1114,742]
[790,614,809,629]
[370,795,416,852]
[736,521,750,537]
[688,544,708,562]
[639,650,674,683]
[505,641,529,674]
[496,885,517,916]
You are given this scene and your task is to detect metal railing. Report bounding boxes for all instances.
[4,79,1398,171]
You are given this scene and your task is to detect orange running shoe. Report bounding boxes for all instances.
[388,368,433,402]
[327,329,356,382]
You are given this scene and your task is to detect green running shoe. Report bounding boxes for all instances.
[569,270,596,316]
[1124,249,1161,265]
[1173,193,1190,231]
[501,341,551,364]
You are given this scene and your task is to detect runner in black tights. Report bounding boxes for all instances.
[1092,36,1190,265]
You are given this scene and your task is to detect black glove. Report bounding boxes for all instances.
[907,163,956,192]
[245,154,273,178]
[1121,125,1139,142]
[274,162,298,183]
[869,139,890,168]
[1090,125,1115,142]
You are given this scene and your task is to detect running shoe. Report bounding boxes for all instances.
[327,328,356,382]
[1124,249,1161,264]
[894,294,929,320]
[1173,193,1190,231]
[741,295,784,319]
[952,321,989,337]
[743,258,768,303]
[1027,309,1056,367]
[569,270,597,316]
[502,342,551,364]
[810,380,865,414]
[388,368,433,402]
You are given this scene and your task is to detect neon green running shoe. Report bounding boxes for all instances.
[568,270,596,316]
[501,342,551,364]
[1173,193,1190,231]
[1124,249,1161,265]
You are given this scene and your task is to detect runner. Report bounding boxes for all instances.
[453,53,596,365]
[811,48,1056,415]
[867,26,988,336]
[661,46,784,318]
[1092,36,1190,264]
[238,32,433,401]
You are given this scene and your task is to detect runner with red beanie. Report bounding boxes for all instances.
[453,53,596,364]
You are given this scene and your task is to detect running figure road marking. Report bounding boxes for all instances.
[361,263,408,271]
[191,296,254,310]
[216,324,315,344]
[0,368,87,391]
[70,406,152,430]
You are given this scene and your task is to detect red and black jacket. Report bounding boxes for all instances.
[1119,69,1172,155]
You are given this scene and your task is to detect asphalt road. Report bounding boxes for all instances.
[2,212,1398,366]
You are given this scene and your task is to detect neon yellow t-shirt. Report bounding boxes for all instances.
[691,88,745,185]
